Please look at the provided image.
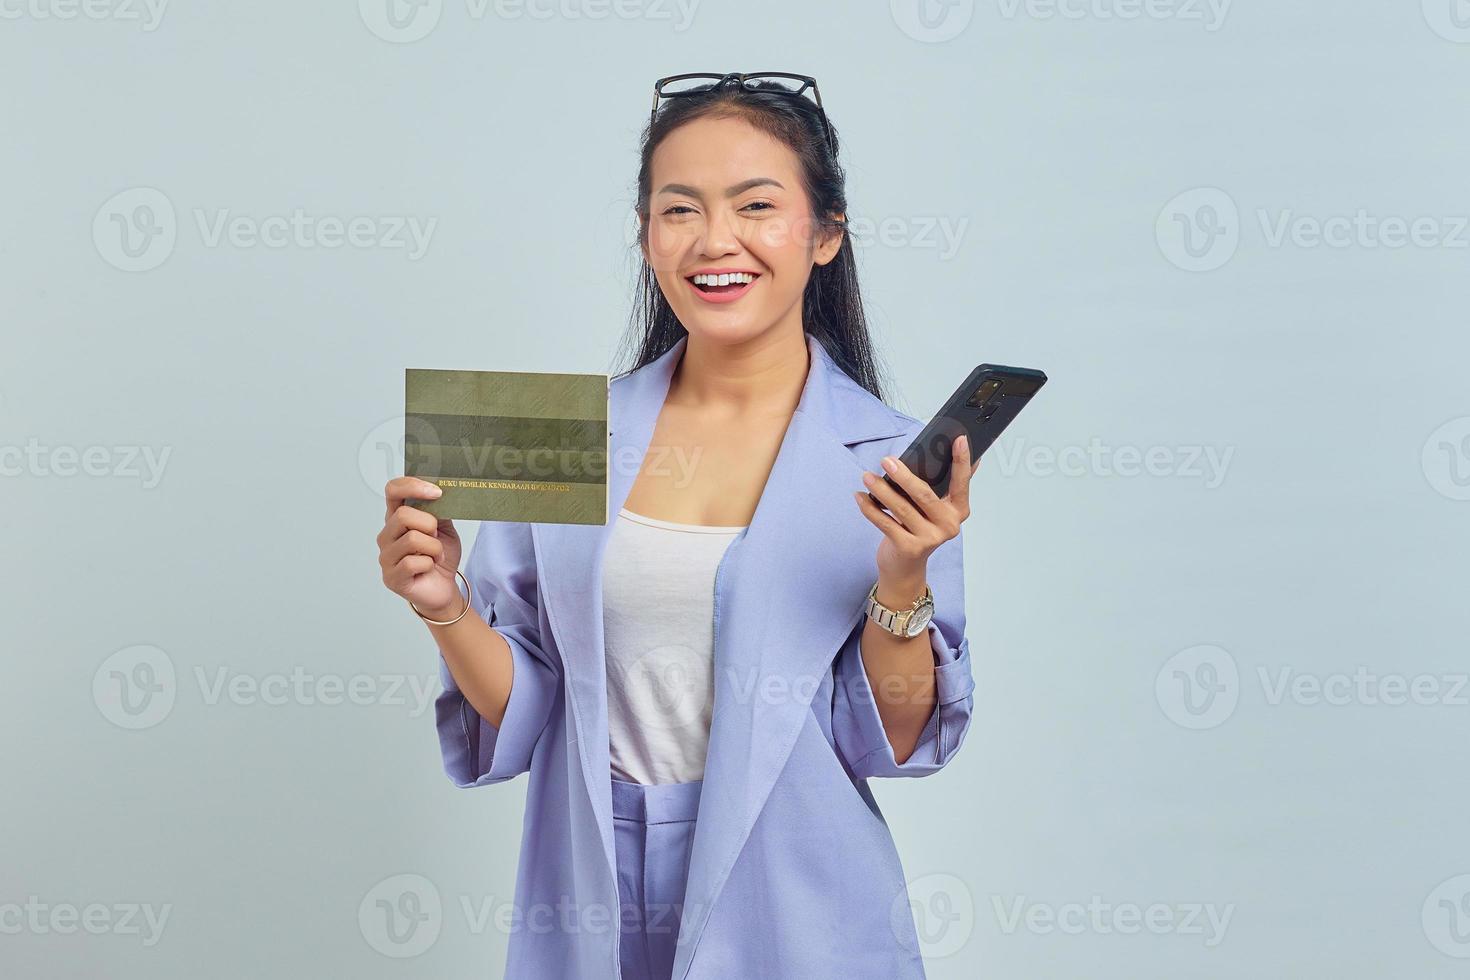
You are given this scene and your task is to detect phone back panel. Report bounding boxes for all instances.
[892,364,1047,498]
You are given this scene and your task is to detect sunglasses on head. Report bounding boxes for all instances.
[650,72,836,154]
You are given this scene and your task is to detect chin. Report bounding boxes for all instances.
[677,317,769,346]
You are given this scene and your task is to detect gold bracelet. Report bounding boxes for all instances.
[408,569,473,626]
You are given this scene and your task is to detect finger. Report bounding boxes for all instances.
[863,468,929,534]
[854,489,921,545]
[384,476,442,523]
[945,434,975,508]
[387,553,438,592]
[380,528,445,570]
[879,453,945,522]
[378,502,441,550]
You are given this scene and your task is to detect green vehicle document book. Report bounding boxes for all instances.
[404,367,609,525]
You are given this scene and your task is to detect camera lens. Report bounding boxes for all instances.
[965,379,1002,408]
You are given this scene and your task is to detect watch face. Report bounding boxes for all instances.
[905,602,934,637]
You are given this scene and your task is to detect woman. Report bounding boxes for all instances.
[377,73,979,980]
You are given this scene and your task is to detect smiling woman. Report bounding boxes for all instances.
[381,71,979,980]
[626,73,884,400]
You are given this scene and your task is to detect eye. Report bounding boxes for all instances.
[740,201,774,213]
[661,204,697,216]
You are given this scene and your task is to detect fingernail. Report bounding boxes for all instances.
[862,471,876,486]
[423,483,443,497]
[881,456,897,473]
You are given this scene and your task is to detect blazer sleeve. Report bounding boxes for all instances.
[434,520,561,788]
[830,519,976,779]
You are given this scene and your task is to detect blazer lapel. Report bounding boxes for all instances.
[533,333,911,979]
[529,337,684,904]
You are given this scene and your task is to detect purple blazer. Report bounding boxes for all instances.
[434,332,976,978]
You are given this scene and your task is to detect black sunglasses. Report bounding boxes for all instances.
[650,72,836,154]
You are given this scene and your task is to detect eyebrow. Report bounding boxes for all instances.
[654,177,786,198]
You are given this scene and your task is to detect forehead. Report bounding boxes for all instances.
[650,115,803,192]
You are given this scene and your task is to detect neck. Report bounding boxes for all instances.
[669,326,810,419]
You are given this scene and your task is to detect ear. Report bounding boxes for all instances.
[813,211,846,267]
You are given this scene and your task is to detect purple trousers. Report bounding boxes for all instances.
[611,776,703,980]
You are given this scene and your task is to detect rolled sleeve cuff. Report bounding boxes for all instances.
[434,626,556,787]
[833,620,975,779]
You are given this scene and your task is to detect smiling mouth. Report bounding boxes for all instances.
[687,273,761,294]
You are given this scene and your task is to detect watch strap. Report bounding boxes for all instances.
[864,582,932,637]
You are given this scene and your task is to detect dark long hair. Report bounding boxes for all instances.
[611,77,890,402]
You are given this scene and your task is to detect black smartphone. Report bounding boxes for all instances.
[870,363,1048,509]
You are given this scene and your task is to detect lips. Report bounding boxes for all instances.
[685,272,760,305]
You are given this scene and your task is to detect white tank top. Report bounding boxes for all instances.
[602,506,747,785]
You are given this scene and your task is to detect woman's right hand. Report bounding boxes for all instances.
[379,477,466,618]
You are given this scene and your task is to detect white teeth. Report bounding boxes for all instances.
[692,272,756,286]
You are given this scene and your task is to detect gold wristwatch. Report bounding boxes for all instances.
[864,582,935,638]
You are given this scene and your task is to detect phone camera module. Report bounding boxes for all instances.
[965,379,1002,408]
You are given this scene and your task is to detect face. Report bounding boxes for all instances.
[640,114,844,346]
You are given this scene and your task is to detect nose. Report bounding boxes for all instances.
[698,207,740,258]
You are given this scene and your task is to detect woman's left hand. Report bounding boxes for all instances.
[854,434,976,583]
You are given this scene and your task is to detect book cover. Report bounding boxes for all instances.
[403,367,609,525]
